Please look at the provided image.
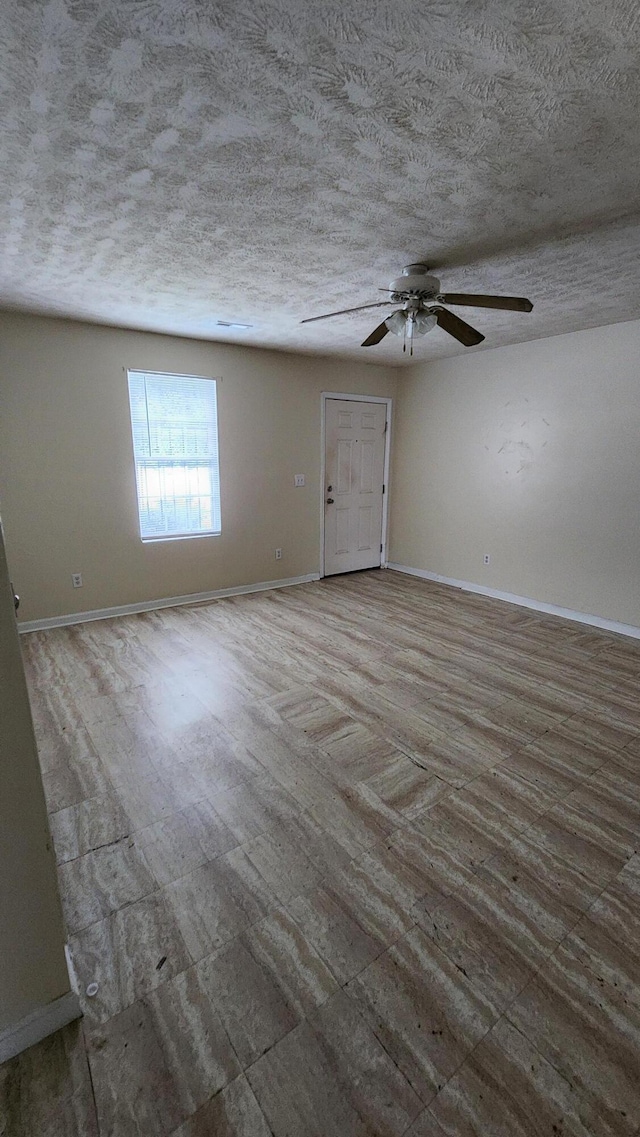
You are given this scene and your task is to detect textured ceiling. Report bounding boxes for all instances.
[1,0,640,364]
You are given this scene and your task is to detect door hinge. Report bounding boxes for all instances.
[380,543,383,552]
[384,419,388,433]
[382,483,385,493]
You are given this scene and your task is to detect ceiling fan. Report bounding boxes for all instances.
[301,263,533,355]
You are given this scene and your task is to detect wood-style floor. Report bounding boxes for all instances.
[2,569,640,1136]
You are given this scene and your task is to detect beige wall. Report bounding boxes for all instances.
[0,519,70,1033]
[389,318,640,627]
[0,312,396,623]
[3,308,638,630]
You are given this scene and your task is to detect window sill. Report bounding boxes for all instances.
[141,531,221,544]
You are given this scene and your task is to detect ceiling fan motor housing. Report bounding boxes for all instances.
[389,264,441,304]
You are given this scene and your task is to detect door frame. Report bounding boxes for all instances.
[319,392,393,579]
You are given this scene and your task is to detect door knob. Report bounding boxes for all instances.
[326,498,334,504]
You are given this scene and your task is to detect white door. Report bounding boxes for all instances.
[324,399,387,576]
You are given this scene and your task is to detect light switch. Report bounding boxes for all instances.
[294,474,305,487]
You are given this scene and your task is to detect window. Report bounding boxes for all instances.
[127,370,221,541]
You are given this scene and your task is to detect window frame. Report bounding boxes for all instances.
[126,368,222,544]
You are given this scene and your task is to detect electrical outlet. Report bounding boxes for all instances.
[275,548,282,560]
[294,474,305,487]
[483,554,490,566]
[72,572,83,588]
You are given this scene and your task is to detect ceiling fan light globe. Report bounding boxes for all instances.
[414,311,437,335]
[385,310,407,335]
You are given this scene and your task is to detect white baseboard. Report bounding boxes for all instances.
[65,943,80,996]
[387,563,640,640]
[18,573,321,633]
[0,991,81,1064]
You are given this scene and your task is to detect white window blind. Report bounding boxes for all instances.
[127,370,221,541]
